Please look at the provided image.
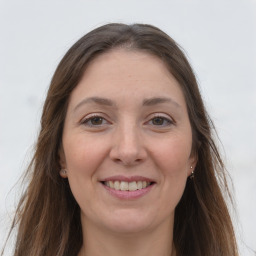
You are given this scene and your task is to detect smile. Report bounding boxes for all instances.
[100,176,156,199]
[103,181,152,191]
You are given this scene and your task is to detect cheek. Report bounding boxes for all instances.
[153,135,192,174]
[63,136,108,209]
[152,135,192,199]
[64,135,106,174]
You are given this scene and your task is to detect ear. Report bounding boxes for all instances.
[187,152,198,177]
[59,145,66,168]
[59,146,68,178]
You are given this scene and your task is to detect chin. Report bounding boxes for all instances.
[101,210,155,234]
[107,222,151,235]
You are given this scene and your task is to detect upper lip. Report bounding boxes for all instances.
[100,175,155,183]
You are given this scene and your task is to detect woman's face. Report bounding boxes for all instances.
[60,49,196,234]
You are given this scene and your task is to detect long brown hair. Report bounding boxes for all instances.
[2,23,238,256]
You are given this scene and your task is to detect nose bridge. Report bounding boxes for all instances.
[110,118,146,165]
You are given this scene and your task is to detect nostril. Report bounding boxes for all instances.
[109,138,147,166]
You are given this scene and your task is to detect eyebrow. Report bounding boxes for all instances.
[73,96,181,112]
[142,97,181,108]
[74,97,115,112]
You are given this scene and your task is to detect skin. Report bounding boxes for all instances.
[60,49,197,256]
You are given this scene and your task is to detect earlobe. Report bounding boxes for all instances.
[188,153,198,178]
[58,145,67,177]
[189,166,195,179]
[60,169,68,178]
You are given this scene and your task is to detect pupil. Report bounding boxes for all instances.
[153,117,163,125]
[91,117,102,125]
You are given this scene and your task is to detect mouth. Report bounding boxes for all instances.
[100,176,156,198]
[101,180,154,191]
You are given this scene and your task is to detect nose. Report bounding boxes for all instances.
[109,124,147,166]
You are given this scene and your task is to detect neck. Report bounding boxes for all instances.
[78,217,176,256]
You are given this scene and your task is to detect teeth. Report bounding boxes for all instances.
[109,181,114,189]
[104,181,151,191]
[120,181,128,191]
[137,181,142,189]
[129,181,137,191]
[114,181,119,190]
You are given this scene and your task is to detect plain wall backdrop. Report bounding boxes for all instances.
[0,0,255,255]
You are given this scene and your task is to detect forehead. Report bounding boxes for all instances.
[69,49,186,108]
[84,49,173,84]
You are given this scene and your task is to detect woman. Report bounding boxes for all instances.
[2,23,238,256]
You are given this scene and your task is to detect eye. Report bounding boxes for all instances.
[147,115,174,127]
[81,115,110,127]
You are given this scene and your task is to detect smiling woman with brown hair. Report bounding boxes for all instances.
[2,23,238,256]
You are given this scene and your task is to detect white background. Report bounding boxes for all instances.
[0,0,255,255]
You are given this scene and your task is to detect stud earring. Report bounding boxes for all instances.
[190,166,194,179]
[60,169,68,177]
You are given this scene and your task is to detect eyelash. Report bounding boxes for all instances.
[146,115,174,127]
[81,114,110,127]
[80,114,174,128]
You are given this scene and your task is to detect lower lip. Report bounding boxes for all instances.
[101,183,155,199]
